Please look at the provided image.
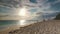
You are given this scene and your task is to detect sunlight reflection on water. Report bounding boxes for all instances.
[19,20,26,26]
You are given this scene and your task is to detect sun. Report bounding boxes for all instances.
[19,7,27,16]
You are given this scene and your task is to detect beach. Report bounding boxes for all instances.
[9,20,60,34]
[0,20,37,34]
[0,20,60,34]
[0,25,20,34]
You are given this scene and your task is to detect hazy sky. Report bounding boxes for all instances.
[0,0,60,20]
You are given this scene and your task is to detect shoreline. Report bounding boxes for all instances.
[0,25,20,34]
[0,23,33,34]
[9,20,60,34]
[0,20,43,34]
[0,22,37,34]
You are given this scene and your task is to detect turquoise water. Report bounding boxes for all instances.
[0,20,42,30]
[0,20,20,30]
[0,20,19,26]
[0,20,42,26]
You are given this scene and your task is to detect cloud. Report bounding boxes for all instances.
[0,0,60,20]
[0,0,21,8]
[26,0,60,20]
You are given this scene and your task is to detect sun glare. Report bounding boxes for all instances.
[19,20,26,25]
[18,7,29,25]
[19,7,27,16]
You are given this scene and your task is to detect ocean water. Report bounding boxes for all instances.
[0,20,43,31]
[0,20,19,26]
[0,20,41,26]
[0,20,20,31]
[0,20,34,30]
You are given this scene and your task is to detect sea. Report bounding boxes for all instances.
[0,20,42,31]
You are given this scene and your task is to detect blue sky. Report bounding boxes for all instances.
[29,0,37,3]
[0,0,60,20]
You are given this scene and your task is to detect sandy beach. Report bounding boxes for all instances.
[0,20,60,34]
[9,20,60,34]
[0,22,35,34]
[0,25,20,34]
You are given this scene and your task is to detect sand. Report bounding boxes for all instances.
[9,20,60,34]
[0,23,34,34]
[0,25,20,34]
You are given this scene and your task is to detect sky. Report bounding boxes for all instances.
[0,0,60,20]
